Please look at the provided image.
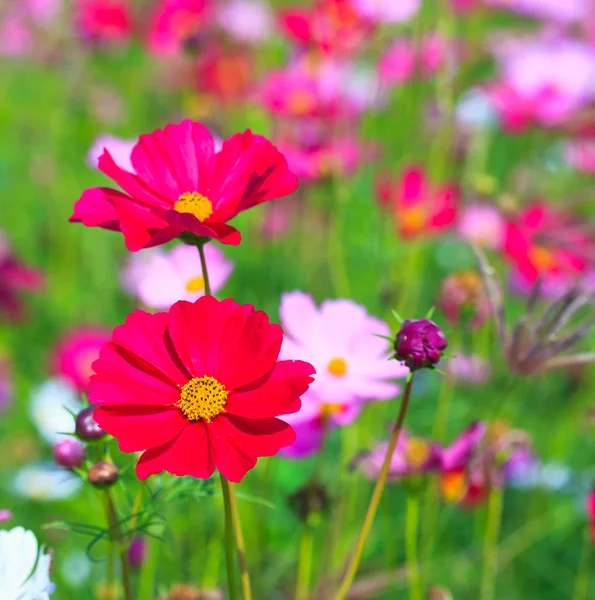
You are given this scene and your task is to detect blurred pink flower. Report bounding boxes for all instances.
[147,0,211,56]
[449,0,479,12]
[122,243,233,309]
[488,39,595,131]
[440,422,487,471]
[217,0,273,44]
[378,39,416,85]
[76,0,134,45]
[565,139,595,173]
[87,134,135,171]
[352,0,420,23]
[447,354,491,383]
[279,291,407,404]
[458,203,506,250]
[52,327,112,393]
[0,233,44,321]
[0,510,12,523]
[0,357,12,414]
[485,0,593,24]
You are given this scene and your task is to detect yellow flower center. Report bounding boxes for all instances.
[185,275,205,293]
[327,357,347,377]
[174,192,213,222]
[320,403,344,419]
[405,437,431,468]
[440,470,468,503]
[400,206,427,233]
[177,376,228,422]
[528,244,556,272]
[288,90,316,116]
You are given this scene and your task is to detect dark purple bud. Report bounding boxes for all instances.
[53,438,85,469]
[394,319,448,371]
[87,461,119,487]
[128,536,147,568]
[75,406,105,441]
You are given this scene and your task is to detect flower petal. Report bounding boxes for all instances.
[69,187,126,230]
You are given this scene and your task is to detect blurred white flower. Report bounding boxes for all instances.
[217,0,273,43]
[60,551,91,587]
[13,463,82,501]
[0,526,54,599]
[30,378,80,446]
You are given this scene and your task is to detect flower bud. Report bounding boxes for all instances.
[394,319,447,371]
[437,271,490,329]
[75,406,105,440]
[87,461,119,487]
[428,586,453,600]
[128,536,147,568]
[53,438,85,469]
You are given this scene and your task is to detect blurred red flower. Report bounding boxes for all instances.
[70,120,298,250]
[90,296,315,482]
[588,488,595,541]
[76,0,133,44]
[377,165,458,238]
[504,202,594,296]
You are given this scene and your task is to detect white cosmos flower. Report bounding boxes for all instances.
[13,463,82,501]
[0,526,54,599]
[30,378,80,446]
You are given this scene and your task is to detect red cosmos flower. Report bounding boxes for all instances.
[377,165,458,238]
[90,296,315,482]
[76,0,133,44]
[504,202,594,297]
[70,120,298,250]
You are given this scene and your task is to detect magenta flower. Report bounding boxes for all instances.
[0,510,11,523]
[440,422,487,471]
[121,243,233,309]
[394,319,448,371]
[87,134,135,172]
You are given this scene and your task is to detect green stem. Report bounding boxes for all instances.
[333,375,415,600]
[480,488,504,600]
[138,537,159,600]
[220,474,239,600]
[106,490,133,600]
[295,525,315,600]
[198,242,212,296]
[228,480,253,600]
[405,494,422,600]
[571,528,592,600]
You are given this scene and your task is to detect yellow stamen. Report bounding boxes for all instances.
[288,90,315,116]
[177,376,227,423]
[528,245,556,271]
[440,470,468,503]
[405,437,431,468]
[185,275,205,293]
[327,357,348,377]
[174,192,213,222]
[400,206,427,233]
[320,403,344,419]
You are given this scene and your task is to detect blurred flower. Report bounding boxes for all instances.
[76,0,134,45]
[565,139,595,174]
[0,357,12,414]
[13,462,82,500]
[53,439,86,469]
[75,406,106,440]
[504,202,594,297]
[30,378,80,446]
[487,39,595,131]
[128,536,147,568]
[194,47,254,102]
[0,510,12,523]
[428,587,454,600]
[456,88,497,130]
[394,318,448,371]
[280,291,407,404]
[122,244,233,309]
[355,429,442,481]
[447,354,491,383]
[438,271,491,329]
[90,297,314,482]
[458,203,506,250]
[352,0,420,23]
[377,165,458,238]
[440,422,487,471]
[485,0,592,23]
[52,327,111,393]
[147,0,211,56]
[88,134,135,172]
[60,551,91,587]
[217,0,273,44]
[588,487,595,541]
[0,232,44,321]
[449,0,479,13]
[70,120,298,250]
[475,245,595,374]
[0,526,54,599]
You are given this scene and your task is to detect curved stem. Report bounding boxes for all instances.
[405,494,422,600]
[480,488,504,600]
[198,242,212,296]
[295,525,315,600]
[333,374,415,600]
[220,474,238,600]
[227,480,253,600]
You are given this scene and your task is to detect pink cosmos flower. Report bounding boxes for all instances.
[279,291,407,404]
[87,134,135,172]
[217,0,273,44]
[487,39,595,131]
[0,510,11,523]
[447,354,491,384]
[76,0,134,45]
[378,39,416,85]
[70,120,298,250]
[352,0,420,23]
[565,140,595,173]
[122,243,233,309]
[147,0,211,56]
[440,422,487,471]
[458,203,506,250]
[484,0,593,24]
[52,327,112,393]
